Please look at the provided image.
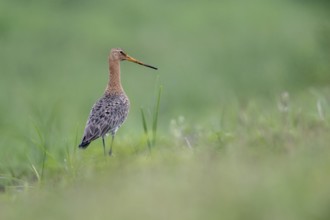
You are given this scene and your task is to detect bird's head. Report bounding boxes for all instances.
[109,48,158,70]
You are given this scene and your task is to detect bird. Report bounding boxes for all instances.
[78,48,158,156]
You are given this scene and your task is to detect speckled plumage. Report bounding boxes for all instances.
[78,48,157,156]
[79,93,129,148]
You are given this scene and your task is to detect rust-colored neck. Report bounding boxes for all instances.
[105,58,124,94]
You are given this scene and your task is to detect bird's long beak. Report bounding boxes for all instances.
[125,54,158,70]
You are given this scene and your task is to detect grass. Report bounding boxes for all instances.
[141,84,163,151]
[1,90,330,220]
[1,0,330,219]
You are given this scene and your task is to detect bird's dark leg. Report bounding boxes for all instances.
[102,136,106,156]
[109,135,115,156]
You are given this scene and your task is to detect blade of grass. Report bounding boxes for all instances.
[140,107,151,151]
[151,85,162,146]
[27,156,41,183]
[31,123,48,181]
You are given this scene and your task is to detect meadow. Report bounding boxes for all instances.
[1,0,330,219]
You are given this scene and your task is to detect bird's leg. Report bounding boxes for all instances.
[109,135,115,156]
[102,136,106,156]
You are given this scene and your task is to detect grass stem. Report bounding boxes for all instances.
[141,108,152,151]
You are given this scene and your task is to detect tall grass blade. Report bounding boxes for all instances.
[151,85,162,146]
[27,156,41,183]
[32,123,47,182]
[140,108,151,151]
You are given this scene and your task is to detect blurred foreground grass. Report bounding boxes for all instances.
[1,89,330,220]
[1,0,330,219]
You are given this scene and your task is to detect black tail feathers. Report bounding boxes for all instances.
[79,140,90,149]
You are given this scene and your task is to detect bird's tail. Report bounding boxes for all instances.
[79,140,90,149]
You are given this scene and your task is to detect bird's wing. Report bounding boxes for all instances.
[80,95,129,145]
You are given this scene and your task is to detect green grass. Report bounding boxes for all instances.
[1,0,330,219]
[141,84,163,151]
[1,90,330,220]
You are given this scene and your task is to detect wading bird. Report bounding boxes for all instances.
[79,48,158,156]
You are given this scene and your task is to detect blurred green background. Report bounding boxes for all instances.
[1,0,330,219]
